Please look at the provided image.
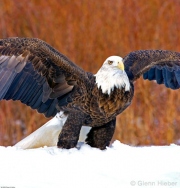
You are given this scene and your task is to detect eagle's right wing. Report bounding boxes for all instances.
[0,37,89,117]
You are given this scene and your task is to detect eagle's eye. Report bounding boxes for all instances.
[108,60,113,65]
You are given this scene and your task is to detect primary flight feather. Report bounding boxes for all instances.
[0,37,180,149]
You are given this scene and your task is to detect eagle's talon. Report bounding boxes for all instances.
[57,139,77,149]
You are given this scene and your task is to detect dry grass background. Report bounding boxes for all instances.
[0,0,180,146]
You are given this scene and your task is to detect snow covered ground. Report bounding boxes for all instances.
[0,141,180,188]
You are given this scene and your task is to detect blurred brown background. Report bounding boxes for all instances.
[0,0,180,146]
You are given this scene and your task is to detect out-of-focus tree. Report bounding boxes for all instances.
[0,0,180,146]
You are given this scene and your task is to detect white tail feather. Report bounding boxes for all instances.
[15,112,91,149]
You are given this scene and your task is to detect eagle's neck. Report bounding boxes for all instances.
[95,68,130,95]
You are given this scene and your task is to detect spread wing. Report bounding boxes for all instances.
[123,50,180,89]
[0,37,88,117]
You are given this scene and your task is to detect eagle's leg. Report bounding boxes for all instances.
[85,119,116,150]
[57,113,82,149]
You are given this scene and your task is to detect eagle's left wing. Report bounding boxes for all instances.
[123,50,180,89]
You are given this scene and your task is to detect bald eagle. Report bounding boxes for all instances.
[0,37,180,149]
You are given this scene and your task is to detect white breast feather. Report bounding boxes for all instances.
[95,67,130,95]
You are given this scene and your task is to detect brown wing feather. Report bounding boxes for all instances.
[123,50,180,82]
[0,37,88,117]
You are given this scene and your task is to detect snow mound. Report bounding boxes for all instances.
[0,141,180,188]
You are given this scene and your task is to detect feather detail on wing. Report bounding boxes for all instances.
[0,37,88,117]
[123,50,180,89]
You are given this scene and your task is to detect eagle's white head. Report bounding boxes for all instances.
[95,56,130,95]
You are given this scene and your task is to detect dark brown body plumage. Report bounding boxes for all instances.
[0,37,180,149]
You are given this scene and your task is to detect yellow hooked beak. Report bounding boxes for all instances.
[117,61,124,71]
